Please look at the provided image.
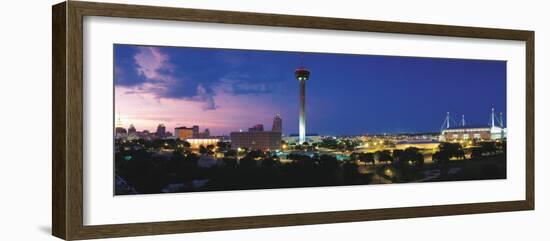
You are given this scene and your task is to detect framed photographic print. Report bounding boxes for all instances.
[52,1,534,240]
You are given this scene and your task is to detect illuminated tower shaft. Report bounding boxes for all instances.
[299,79,306,143]
[295,67,310,144]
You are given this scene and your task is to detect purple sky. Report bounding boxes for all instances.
[114,44,506,136]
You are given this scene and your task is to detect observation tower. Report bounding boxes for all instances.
[295,61,310,144]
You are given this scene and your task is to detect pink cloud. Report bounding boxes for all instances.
[134,47,173,81]
[126,47,217,110]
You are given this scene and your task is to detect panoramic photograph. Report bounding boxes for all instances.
[113,44,507,195]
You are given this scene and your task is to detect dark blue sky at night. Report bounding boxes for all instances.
[114,44,506,136]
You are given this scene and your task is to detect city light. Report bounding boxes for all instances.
[385,168,393,177]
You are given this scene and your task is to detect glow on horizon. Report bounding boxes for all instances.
[115,86,281,136]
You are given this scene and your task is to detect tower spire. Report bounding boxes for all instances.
[116,112,123,128]
[461,114,466,127]
[491,107,495,127]
[499,112,505,140]
[446,112,450,129]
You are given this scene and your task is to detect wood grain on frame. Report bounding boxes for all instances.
[52,1,535,240]
[52,2,67,239]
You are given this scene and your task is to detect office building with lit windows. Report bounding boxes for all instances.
[230,131,282,151]
[230,116,282,151]
[175,127,194,140]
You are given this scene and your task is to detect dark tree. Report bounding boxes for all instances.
[261,157,281,168]
[342,160,360,184]
[375,150,393,164]
[182,141,191,149]
[363,152,375,166]
[470,147,483,159]
[438,142,464,159]
[239,156,257,168]
[225,149,237,158]
[479,142,497,155]
[216,141,231,152]
[199,145,208,155]
[397,147,424,168]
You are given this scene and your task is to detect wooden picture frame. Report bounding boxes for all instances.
[52,1,534,240]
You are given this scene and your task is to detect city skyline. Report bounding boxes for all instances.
[114,44,506,136]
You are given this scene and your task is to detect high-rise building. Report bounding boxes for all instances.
[204,128,210,138]
[175,126,194,140]
[248,124,264,132]
[230,131,281,151]
[114,115,127,139]
[156,124,166,138]
[295,64,310,144]
[192,125,200,138]
[115,127,127,137]
[231,123,282,151]
[128,124,136,134]
[272,114,282,133]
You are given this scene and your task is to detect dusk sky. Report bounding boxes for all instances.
[114,44,506,136]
